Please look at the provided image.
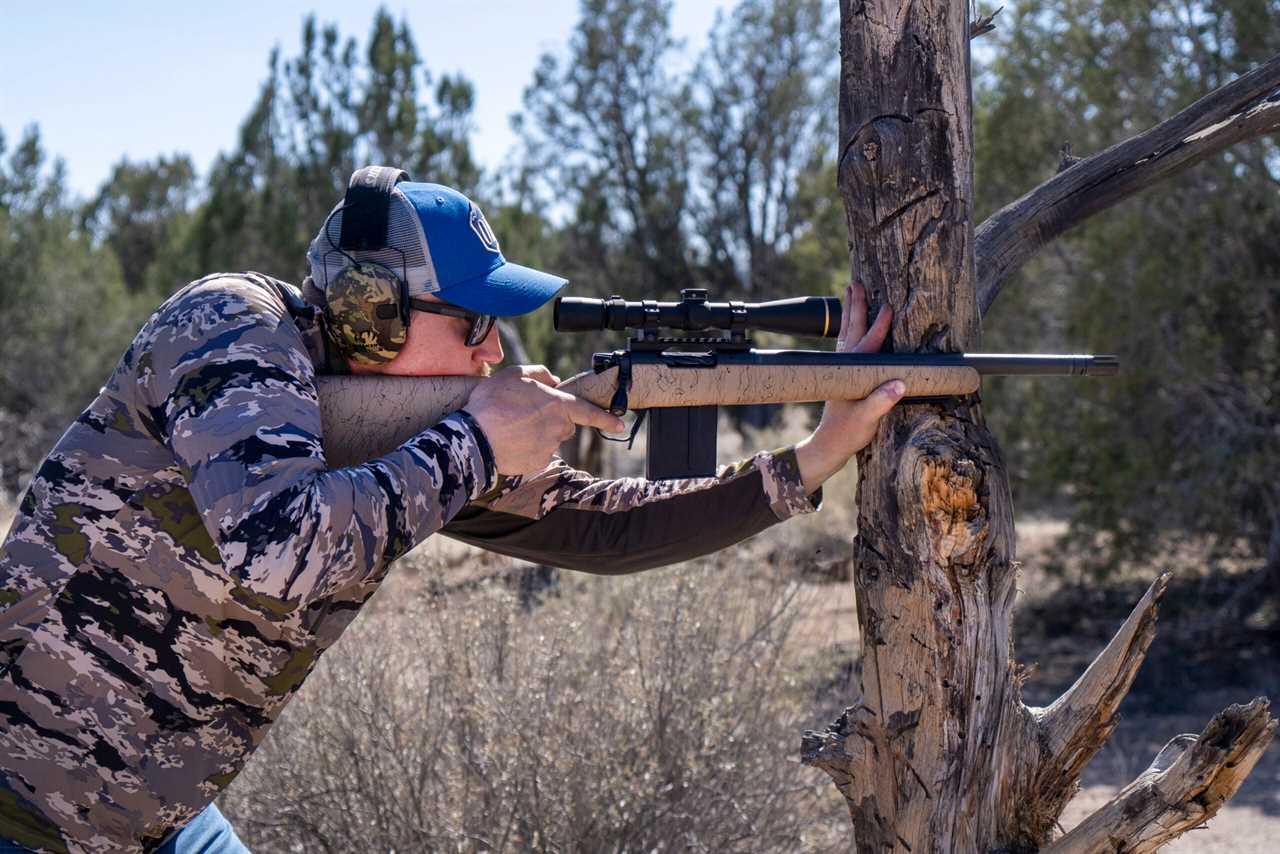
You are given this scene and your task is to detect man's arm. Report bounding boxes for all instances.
[144,276,497,611]
[441,447,817,574]
[442,280,903,574]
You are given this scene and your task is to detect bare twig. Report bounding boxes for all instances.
[970,6,1002,39]
[1042,699,1277,853]
[975,53,1280,314]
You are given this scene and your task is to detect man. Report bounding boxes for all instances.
[0,167,902,853]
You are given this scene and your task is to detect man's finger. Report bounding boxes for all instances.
[852,304,893,354]
[558,392,627,433]
[520,364,560,386]
[852,379,905,420]
[842,281,867,345]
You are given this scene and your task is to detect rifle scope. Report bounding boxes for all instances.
[554,289,841,338]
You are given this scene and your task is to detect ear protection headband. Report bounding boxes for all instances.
[322,165,412,366]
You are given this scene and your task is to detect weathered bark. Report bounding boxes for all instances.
[801,2,1276,851]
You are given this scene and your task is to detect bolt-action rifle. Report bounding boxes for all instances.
[315,289,1118,476]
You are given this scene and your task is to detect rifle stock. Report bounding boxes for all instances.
[317,375,480,468]
[558,363,979,410]
[316,364,981,467]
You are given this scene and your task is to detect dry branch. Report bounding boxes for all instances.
[975,54,1280,314]
[800,706,868,820]
[1042,698,1277,854]
[1025,574,1170,834]
[1036,575,1168,778]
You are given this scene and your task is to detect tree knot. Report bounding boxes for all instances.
[918,454,988,568]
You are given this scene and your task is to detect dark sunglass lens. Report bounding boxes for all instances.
[469,314,496,347]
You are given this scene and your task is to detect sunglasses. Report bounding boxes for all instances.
[409,298,496,347]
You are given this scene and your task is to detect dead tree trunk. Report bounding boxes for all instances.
[800,3,1278,851]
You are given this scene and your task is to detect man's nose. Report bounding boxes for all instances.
[475,323,504,365]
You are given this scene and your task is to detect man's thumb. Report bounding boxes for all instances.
[863,379,905,417]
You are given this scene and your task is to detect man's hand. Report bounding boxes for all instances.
[464,365,625,475]
[794,281,904,494]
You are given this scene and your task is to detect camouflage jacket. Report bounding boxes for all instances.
[0,273,817,853]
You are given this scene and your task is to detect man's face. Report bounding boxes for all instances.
[349,294,504,377]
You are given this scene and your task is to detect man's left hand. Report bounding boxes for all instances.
[794,281,904,494]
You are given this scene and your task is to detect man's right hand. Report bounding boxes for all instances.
[464,365,625,475]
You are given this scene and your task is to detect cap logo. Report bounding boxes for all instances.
[469,203,500,253]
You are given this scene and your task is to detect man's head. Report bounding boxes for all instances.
[306,167,566,376]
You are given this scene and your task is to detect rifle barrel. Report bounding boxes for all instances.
[955,353,1120,376]
[675,350,1120,377]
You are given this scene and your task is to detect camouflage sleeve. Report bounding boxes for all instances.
[141,276,496,608]
[441,447,819,574]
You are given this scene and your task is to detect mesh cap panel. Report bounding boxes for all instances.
[307,188,440,297]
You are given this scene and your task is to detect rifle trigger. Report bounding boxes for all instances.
[624,410,647,449]
[594,409,646,449]
[608,355,633,416]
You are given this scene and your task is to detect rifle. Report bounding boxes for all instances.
[316,289,1117,476]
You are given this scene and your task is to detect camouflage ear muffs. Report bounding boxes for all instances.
[324,262,410,365]
[321,165,414,365]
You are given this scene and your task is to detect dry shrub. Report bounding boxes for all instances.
[221,562,848,852]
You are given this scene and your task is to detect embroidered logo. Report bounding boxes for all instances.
[469,203,500,253]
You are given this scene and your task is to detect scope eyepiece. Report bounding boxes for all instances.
[553,289,841,338]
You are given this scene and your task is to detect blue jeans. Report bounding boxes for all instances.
[0,802,248,853]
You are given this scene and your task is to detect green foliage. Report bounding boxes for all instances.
[520,0,694,294]
[186,9,482,283]
[691,0,837,297]
[82,154,198,296]
[510,0,845,381]
[515,0,842,304]
[0,127,147,491]
[975,0,1280,573]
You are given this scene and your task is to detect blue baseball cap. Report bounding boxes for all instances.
[307,181,567,317]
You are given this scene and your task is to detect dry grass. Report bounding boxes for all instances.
[220,556,854,852]
[217,414,873,851]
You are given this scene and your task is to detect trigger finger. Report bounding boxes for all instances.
[522,365,557,386]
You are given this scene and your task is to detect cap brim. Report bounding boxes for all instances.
[433,261,568,317]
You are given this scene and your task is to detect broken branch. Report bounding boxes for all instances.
[1041,698,1277,854]
[1028,574,1169,825]
[975,53,1280,314]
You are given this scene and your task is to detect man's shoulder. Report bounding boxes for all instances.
[134,272,315,357]
[129,272,320,402]
[157,272,302,323]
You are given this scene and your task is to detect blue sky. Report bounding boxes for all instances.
[2,2,728,198]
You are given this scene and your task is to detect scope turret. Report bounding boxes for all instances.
[554,289,841,338]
